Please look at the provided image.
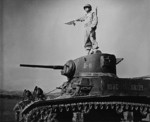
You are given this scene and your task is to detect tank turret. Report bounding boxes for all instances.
[20,52,122,79]
[19,52,125,98]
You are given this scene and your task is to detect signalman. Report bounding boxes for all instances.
[65,4,99,54]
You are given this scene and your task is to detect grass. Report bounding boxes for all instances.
[0,92,59,122]
[0,98,20,122]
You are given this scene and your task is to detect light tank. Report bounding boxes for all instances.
[14,51,150,122]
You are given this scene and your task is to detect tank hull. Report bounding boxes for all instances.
[14,52,150,122]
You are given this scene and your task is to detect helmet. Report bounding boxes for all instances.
[83,4,92,10]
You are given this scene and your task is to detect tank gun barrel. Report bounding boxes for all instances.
[20,64,64,70]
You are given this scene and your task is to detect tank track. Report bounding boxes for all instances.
[18,96,150,122]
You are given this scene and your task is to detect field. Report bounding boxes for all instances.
[0,92,58,122]
[0,98,20,122]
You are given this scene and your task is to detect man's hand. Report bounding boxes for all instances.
[72,21,76,26]
[65,20,76,26]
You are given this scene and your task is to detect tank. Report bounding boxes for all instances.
[13,51,150,122]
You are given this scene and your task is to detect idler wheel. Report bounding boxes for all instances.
[61,60,76,78]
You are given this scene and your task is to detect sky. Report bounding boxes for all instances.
[1,0,150,92]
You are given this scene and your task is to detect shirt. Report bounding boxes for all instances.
[78,11,98,28]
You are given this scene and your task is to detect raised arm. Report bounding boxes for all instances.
[75,15,86,22]
[65,15,85,26]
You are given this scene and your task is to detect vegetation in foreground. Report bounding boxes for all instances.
[0,89,60,122]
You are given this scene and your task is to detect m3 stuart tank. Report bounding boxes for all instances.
[14,51,150,122]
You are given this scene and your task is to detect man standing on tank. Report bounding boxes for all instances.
[74,4,99,54]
